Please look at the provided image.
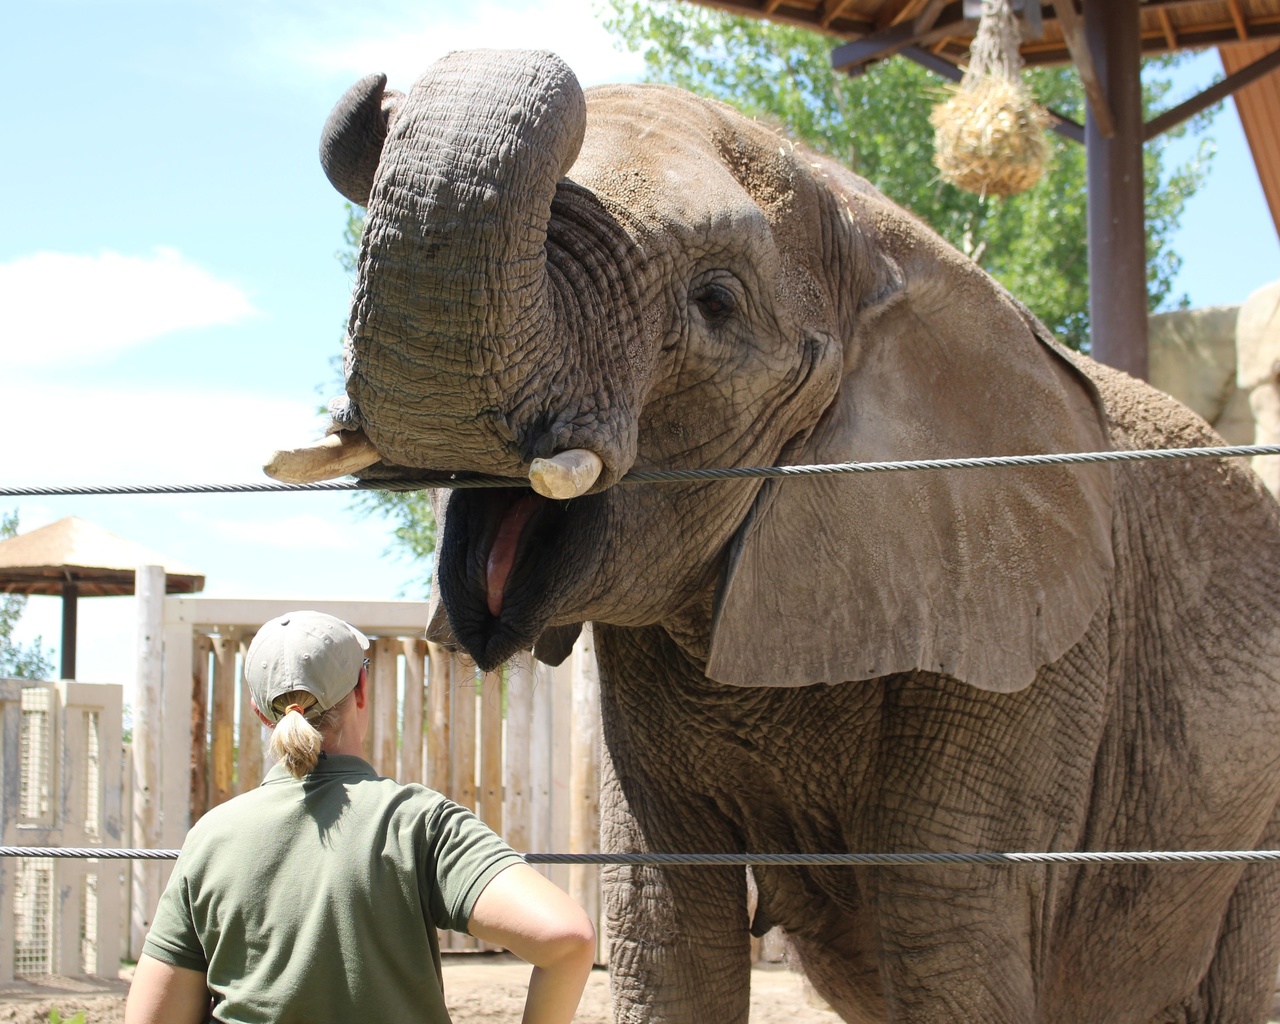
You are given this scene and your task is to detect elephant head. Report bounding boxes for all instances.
[282,49,1114,691]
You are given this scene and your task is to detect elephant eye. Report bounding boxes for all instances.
[692,284,736,324]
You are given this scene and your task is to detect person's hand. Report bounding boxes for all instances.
[468,863,596,1024]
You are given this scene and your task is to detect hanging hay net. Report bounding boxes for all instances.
[929,0,1049,198]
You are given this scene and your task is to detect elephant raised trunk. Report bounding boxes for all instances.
[323,50,589,477]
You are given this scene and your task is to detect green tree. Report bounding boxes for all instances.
[0,511,55,679]
[603,0,1215,350]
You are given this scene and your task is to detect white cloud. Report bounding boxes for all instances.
[180,510,387,551]
[0,248,258,367]
[271,0,644,90]
[1,378,326,486]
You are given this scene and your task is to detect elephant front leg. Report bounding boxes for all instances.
[601,761,751,1024]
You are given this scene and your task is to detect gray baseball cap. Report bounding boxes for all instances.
[245,611,370,722]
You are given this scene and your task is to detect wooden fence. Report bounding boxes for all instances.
[172,598,602,957]
[0,679,125,980]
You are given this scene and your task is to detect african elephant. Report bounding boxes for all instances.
[271,50,1280,1023]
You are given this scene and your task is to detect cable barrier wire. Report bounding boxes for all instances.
[6,443,1280,497]
[6,847,1280,866]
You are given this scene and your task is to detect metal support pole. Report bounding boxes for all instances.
[1084,0,1148,379]
[60,576,78,680]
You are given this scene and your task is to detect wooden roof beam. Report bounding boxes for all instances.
[1144,42,1280,139]
[824,0,858,29]
[831,2,968,71]
[1051,0,1117,137]
[914,0,951,33]
[1228,0,1250,40]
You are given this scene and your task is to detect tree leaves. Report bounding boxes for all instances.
[602,0,1214,351]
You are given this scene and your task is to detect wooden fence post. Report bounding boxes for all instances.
[236,634,264,793]
[131,565,164,958]
[450,654,478,950]
[209,633,237,809]
[530,659,554,877]
[479,670,503,837]
[372,637,399,777]
[400,639,426,784]
[505,653,533,856]
[189,635,211,824]
[569,626,601,958]
[426,643,451,795]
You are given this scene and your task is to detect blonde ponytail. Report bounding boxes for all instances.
[269,692,324,778]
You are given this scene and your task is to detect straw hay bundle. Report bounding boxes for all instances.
[930,0,1049,198]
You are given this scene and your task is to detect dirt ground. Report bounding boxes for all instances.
[0,955,841,1023]
[3,959,1277,1022]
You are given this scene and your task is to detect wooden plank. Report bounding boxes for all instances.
[479,670,504,836]
[529,660,554,877]
[451,654,478,948]
[913,0,950,33]
[1222,40,1280,239]
[824,0,858,30]
[451,656,477,811]
[236,635,264,793]
[426,643,452,794]
[131,566,165,958]
[0,683,26,980]
[166,597,431,634]
[373,637,399,777]
[504,653,534,855]
[1052,0,1117,137]
[190,636,211,823]
[1158,8,1178,49]
[876,0,923,30]
[1229,0,1250,40]
[400,639,426,784]
[209,633,237,809]
[160,614,192,857]
[569,627,602,961]
[72,680,124,976]
[548,660,574,894]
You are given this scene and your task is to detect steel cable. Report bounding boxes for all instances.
[6,443,1280,497]
[6,847,1280,866]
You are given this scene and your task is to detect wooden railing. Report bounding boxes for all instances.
[0,679,125,980]
[171,599,602,957]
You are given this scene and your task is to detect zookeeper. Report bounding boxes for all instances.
[125,610,595,1024]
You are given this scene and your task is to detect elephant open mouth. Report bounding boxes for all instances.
[437,486,604,670]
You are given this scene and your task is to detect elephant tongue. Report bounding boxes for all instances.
[485,494,545,617]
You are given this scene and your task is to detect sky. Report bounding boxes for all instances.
[2,0,1277,696]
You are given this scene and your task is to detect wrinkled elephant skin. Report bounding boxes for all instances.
[309,50,1280,1024]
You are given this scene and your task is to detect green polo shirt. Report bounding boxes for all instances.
[142,754,525,1023]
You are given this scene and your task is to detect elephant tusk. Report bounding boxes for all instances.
[528,449,604,500]
[264,429,382,483]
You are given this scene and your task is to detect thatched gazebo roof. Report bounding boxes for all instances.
[0,516,204,678]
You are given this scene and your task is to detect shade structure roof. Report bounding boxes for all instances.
[714,0,1280,62]
[681,0,1280,235]
[0,516,205,597]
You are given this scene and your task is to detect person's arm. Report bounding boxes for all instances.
[467,863,596,1024]
[125,953,211,1024]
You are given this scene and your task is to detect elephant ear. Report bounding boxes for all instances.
[707,236,1114,693]
[320,73,406,206]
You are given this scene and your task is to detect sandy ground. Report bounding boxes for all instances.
[2,959,1277,1022]
[0,956,841,1023]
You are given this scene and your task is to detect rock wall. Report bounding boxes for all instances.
[1146,287,1280,496]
